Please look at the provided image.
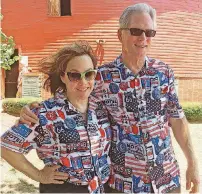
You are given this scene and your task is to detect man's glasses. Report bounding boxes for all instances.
[121,28,156,37]
[66,69,97,82]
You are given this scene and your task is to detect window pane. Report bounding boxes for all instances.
[48,0,61,16]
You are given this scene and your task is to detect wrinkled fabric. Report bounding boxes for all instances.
[1,91,112,193]
[91,55,184,193]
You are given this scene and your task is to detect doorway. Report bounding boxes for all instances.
[5,49,19,98]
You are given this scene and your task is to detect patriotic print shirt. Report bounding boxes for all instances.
[92,55,184,193]
[1,92,112,194]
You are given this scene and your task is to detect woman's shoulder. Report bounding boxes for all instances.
[33,96,66,115]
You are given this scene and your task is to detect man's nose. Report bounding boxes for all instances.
[138,31,146,40]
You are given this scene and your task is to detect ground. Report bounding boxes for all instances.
[0,112,201,193]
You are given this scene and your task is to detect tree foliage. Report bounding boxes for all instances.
[0,14,20,70]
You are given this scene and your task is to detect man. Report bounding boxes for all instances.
[18,3,199,193]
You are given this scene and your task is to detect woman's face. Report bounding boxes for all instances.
[60,55,96,101]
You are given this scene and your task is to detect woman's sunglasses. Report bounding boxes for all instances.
[121,28,156,37]
[66,69,97,82]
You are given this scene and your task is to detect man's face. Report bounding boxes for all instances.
[118,12,154,59]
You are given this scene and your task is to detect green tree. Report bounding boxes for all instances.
[0,14,20,70]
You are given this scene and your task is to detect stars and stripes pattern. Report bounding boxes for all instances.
[1,92,112,194]
[92,55,184,193]
[125,156,147,176]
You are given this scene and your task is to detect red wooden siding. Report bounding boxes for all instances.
[2,0,202,101]
[179,78,202,102]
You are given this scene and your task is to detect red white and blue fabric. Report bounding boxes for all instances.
[1,91,112,194]
[92,54,184,193]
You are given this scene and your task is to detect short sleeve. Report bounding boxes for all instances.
[167,68,185,119]
[1,107,46,154]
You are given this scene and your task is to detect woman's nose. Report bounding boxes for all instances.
[78,77,88,85]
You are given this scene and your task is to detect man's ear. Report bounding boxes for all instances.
[117,29,123,43]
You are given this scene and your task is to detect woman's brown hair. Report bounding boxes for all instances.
[40,41,97,95]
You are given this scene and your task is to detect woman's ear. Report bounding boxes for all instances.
[60,73,65,84]
[117,29,123,43]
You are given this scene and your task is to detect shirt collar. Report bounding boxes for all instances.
[113,54,149,78]
[54,89,79,113]
[114,54,149,68]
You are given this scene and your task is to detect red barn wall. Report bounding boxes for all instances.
[2,0,202,102]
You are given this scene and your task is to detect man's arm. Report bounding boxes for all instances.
[19,72,105,125]
[169,117,200,193]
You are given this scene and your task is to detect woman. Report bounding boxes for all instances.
[1,41,112,193]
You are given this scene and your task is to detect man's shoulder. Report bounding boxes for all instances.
[147,57,171,73]
[97,62,117,71]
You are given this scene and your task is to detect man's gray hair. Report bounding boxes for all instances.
[119,3,157,29]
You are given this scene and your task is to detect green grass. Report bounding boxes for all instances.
[181,102,202,123]
[2,98,42,116]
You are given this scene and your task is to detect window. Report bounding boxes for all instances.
[60,0,71,16]
[48,0,71,16]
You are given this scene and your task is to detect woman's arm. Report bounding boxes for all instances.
[1,146,41,182]
[1,147,68,184]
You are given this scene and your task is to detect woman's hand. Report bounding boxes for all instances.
[38,165,69,184]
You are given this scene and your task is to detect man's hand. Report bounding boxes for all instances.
[38,165,69,184]
[170,117,200,193]
[19,102,39,125]
[186,164,200,193]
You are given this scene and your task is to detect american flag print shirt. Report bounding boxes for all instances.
[92,55,185,193]
[1,91,112,194]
